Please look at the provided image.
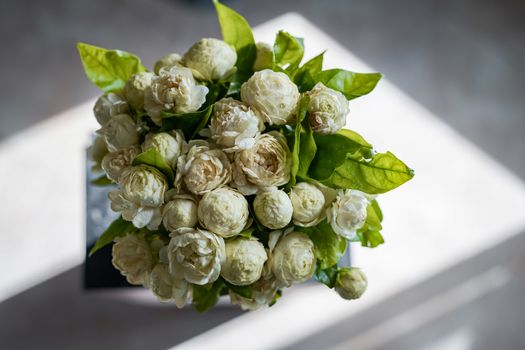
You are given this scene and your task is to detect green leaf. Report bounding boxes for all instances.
[301,220,347,269]
[354,200,385,248]
[213,0,256,94]
[223,279,253,299]
[289,96,311,186]
[159,105,213,140]
[238,227,255,239]
[89,217,135,256]
[357,230,385,248]
[309,129,373,181]
[315,69,382,100]
[269,289,282,307]
[132,149,175,184]
[273,31,304,75]
[322,151,414,194]
[294,51,324,92]
[77,42,147,93]
[192,279,225,313]
[313,263,338,288]
[297,118,317,179]
[90,175,114,186]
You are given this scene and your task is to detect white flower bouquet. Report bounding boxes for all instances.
[81,1,414,312]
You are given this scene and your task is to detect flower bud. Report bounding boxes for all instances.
[241,69,300,125]
[88,135,108,171]
[335,267,367,300]
[198,187,249,238]
[253,188,293,229]
[112,233,155,285]
[101,113,140,151]
[252,42,273,71]
[290,182,326,227]
[153,53,182,75]
[124,72,155,110]
[93,93,129,126]
[182,38,237,81]
[221,238,267,286]
[142,130,186,168]
[101,145,140,182]
[162,194,198,231]
[327,189,370,239]
[307,82,349,134]
[120,165,167,207]
[271,231,316,287]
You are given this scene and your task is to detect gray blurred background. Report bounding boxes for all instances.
[1,0,524,349]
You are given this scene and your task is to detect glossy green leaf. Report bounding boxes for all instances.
[132,149,174,184]
[89,217,135,256]
[223,279,253,299]
[273,31,304,75]
[290,96,311,186]
[77,42,147,92]
[354,200,385,248]
[315,69,382,100]
[192,279,225,313]
[294,51,324,92]
[313,263,339,289]
[301,220,347,269]
[357,230,385,248]
[159,105,213,140]
[90,175,114,186]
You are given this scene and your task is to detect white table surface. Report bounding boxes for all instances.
[0,12,524,350]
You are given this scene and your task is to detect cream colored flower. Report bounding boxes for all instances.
[101,113,140,151]
[124,72,155,110]
[88,135,108,171]
[167,227,226,285]
[93,93,129,126]
[142,130,186,168]
[335,267,367,300]
[144,66,208,125]
[162,194,199,232]
[176,140,231,195]
[112,233,155,285]
[230,277,278,311]
[120,165,167,207]
[290,182,326,227]
[253,187,293,229]
[210,98,263,151]
[101,145,140,182]
[327,189,370,240]
[252,42,273,71]
[271,231,316,287]
[307,82,349,134]
[154,53,182,75]
[240,69,300,125]
[221,238,267,286]
[198,187,249,238]
[182,38,237,81]
[232,131,292,195]
[108,190,163,229]
[146,262,191,307]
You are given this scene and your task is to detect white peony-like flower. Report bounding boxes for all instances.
[209,98,264,151]
[120,165,168,207]
[101,145,140,182]
[167,227,226,285]
[142,130,186,168]
[144,66,208,125]
[230,277,278,311]
[154,53,182,75]
[146,262,191,307]
[112,233,155,285]
[289,182,326,227]
[253,187,293,229]
[197,187,249,238]
[327,189,370,239]
[101,113,140,151]
[307,82,349,135]
[335,267,367,300]
[162,194,199,232]
[88,135,108,171]
[93,93,129,126]
[232,131,292,195]
[176,140,231,195]
[240,69,300,125]
[182,38,237,81]
[271,231,316,287]
[252,42,273,71]
[124,72,155,110]
[108,190,163,229]
[221,238,267,286]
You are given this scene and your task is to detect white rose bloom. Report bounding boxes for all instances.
[101,145,140,182]
[327,189,370,240]
[240,69,300,125]
[210,98,264,151]
[221,238,267,286]
[162,194,199,232]
[182,38,237,81]
[101,113,140,152]
[145,66,208,125]
[88,135,108,171]
[167,227,226,285]
[335,267,368,300]
[120,165,167,207]
[252,42,273,71]
[271,231,316,287]
[253,188,293,229]
[146,262,191,307]
[232,131,292,195]
[142,130,186,168]
[108,190,163,229]
[112,234,155,285]
[290,182,326,227]
[175,140,231,195]
[124,72,155,110]
[154,53,182,75]
[307,82,349,135]
[93,93,129,126]
[230,277,278,311]
[198,187,249,238]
